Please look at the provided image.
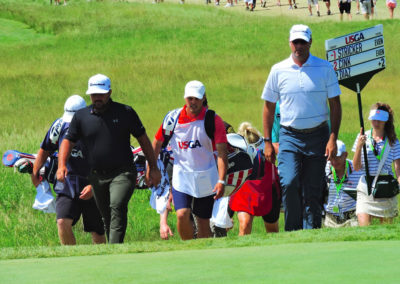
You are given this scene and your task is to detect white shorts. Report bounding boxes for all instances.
[308,0,319,4]
[360,0,373,14]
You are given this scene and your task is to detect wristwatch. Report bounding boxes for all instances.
[263,137,272,142]
[217,180,226,185]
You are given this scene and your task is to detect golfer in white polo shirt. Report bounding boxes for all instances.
[261,24,342,231]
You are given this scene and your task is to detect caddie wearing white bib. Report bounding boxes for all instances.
[153,80,228,240]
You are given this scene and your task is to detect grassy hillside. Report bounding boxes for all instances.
[1,0,400,248]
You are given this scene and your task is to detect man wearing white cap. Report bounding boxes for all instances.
[152,80,228,240]
[324,140,363,227]
[32,95,106,245]
[261,24,342,231]
[57,74,161,244]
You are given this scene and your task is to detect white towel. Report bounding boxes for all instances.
[211,196,233,229]
[32,180,56,213]
[150,159,170,214]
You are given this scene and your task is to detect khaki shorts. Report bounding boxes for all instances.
[324,211,358,228]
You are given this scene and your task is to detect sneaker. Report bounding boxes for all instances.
[246,6,249,10]
[317,11,320,16]
[262,1,266,7]
[180,0,184,3]
[327,10,331,15]
[288,5,293,9]
[356,11,360,14]
[309,13,313,16]
[294,3,297,8]
[225,3,232,7]
[215,1,219,5]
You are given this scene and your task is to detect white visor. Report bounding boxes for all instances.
[368,109,389,122]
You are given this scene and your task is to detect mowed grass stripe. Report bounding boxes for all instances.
[1,241,399,283]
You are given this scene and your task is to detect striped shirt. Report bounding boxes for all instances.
[352,130,400,176]
[325,160,363,214]
[261,54,341,129]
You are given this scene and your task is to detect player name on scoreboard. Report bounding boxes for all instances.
[325,25,385,81]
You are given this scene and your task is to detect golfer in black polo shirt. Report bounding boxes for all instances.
[57,74,161,243]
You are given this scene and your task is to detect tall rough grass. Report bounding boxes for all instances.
[0,0,399,248]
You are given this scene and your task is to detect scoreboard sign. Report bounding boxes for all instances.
[325,25,385,92]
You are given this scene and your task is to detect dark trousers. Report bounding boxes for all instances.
[278,124,329,231]
[89,166,136,243]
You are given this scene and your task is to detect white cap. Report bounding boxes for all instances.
[86,74,111,95]
[289,24,312,42]
[336,140,346,157]
[62,95,86,122]
[368,109,389,122]
[184,80,205,99]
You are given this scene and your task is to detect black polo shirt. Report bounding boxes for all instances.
[66,99,145,172]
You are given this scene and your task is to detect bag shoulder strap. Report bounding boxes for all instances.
[161,107,182,148]
[204,109,215,140]
[372,142,392,189]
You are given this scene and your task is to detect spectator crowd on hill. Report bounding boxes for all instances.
[147,0,396,20]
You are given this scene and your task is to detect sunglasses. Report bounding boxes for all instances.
[292,39,308,45]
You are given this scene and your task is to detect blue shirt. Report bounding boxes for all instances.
[271,102,280,143]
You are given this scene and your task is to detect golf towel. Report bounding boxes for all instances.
[211,196,233,228]
[150,159,170,214]
[33,180,56,213]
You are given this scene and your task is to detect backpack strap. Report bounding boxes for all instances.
[162,108,182,148]
[162,108,215,148]
[204,109,215,140]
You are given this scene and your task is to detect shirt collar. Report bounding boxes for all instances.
[288,53,314,67]
[90,98,113,115]
[179,105,206,123]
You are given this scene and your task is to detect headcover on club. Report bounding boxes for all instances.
[2,150,35,167]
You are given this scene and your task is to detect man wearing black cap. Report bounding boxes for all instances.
[57,74,161,243]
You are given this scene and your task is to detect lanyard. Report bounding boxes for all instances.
[331,160,349,195]
[368,129,388,161]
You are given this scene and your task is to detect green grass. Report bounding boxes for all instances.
[1,0,400,250]
[1,241,400,283]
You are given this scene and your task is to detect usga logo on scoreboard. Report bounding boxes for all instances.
[325,25,385,85]
[344,33,365,44]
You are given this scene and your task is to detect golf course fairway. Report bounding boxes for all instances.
[1,240,399,283]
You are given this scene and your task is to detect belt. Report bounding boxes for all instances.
[281,121,328,134]
[92,165,135,177]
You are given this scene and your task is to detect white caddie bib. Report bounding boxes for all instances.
[170,119,218,197]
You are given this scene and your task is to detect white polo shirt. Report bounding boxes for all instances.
[261,54,341,129]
